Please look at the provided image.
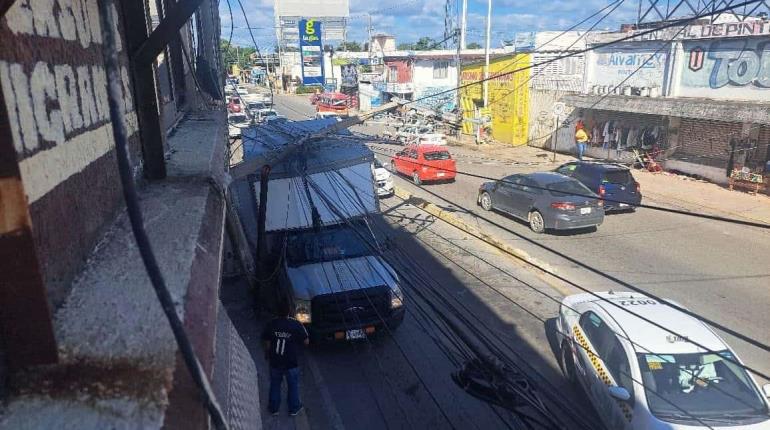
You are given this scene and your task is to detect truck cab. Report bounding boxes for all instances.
[278,220,404,342]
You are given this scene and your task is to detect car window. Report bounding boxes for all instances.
[548,180,593,197]
[373,158,384,169]
[408,149,418,159]
[604,335,635,402]
[603,169,633,184]
[520,177,542,194]
[423,151,451,161]
[579,311,613,357]
[556,163,577,176]
[637,350,768,421]
[499,175,521,189]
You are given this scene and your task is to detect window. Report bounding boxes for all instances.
[579,312,634,400]
[520,177,542,194]
[548,180,593,198]
[423,151,451,161]
[433,61,449,79]
[388,65,398,82]
[556,163,577,176]
[637,350,768,422]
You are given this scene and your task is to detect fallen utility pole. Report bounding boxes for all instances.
[230,100,402,181]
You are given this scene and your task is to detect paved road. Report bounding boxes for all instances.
[256,93,770,428]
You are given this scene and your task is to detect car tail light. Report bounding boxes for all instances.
[550,202,576,210]
[598,185,606,196]
[635,182,640,193]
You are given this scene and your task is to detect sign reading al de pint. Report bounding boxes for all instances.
[299,19,325,85]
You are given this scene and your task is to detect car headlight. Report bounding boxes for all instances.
[390,285,404,308]
[295,300,311,324]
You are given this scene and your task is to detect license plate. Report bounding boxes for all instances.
[580,207,591,215]
[346,329,366,340]
[437,172,445,177]
[619,203,628,207]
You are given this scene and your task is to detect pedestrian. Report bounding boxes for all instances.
[575,125,589,160]
[262,301,309,416]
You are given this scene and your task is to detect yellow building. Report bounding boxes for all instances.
[460,54,531,146]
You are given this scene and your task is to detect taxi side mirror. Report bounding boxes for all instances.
[762,383,770,398]
[609,386,631,402]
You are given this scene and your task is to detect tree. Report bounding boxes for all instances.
[397,42,414,50]
[467,42,482,49]
[337,41,362,51]
[414,36,437,50]
[219,39,257,69]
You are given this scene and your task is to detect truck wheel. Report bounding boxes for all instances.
[412,172,422,185]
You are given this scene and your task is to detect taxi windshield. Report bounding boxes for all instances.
[637,350,768,422]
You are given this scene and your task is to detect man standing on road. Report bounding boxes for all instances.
[575,125,589,160]
[262,301,309,416]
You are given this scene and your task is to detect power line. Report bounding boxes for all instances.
[380,173,770,381]
[312,171,590,429]
[403,0,764,107]
[378,194,766,420]
[318,166,723,428]
[367,146,770,229]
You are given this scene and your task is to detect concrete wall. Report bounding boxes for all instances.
[412,58,457,111]
[528,88,576,149]
[1,0,140,307]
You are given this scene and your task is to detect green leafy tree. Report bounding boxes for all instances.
[414,36,437,50]
[467,42,482,49]
[337,41,362,51]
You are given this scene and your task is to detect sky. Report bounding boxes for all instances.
[219,0,641,49]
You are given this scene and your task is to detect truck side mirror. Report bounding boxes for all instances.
[608,386,631,402]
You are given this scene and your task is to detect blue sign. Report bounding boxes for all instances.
[299,19,325,85]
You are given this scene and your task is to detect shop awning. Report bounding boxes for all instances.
[562,94,770,125]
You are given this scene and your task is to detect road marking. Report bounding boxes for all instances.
[305,353,346,430]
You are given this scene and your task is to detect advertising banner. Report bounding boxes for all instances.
[460,55,531,146]
[299,19,325,85]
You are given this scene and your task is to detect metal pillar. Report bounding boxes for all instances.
[483,0,492,107]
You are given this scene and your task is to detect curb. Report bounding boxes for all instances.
[393,186,571,290]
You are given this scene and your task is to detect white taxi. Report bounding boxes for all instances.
[556,291,770,429]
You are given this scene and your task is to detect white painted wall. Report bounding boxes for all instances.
[584,42,669,91]
[676,38,770,102]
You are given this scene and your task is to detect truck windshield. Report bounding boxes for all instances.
[286,225,373,266]
[637,350,768,423]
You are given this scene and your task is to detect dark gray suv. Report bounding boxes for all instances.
[477,172,604,233]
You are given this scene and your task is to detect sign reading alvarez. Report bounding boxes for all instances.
[299,19,325,85]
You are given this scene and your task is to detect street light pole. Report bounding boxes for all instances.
[483,0,492,107]
[460,0,468,50]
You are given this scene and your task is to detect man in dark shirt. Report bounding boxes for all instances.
[261,301,309,416]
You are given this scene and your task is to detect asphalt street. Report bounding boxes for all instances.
[235,93,770,429]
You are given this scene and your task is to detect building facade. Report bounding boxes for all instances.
[562,18,770,184]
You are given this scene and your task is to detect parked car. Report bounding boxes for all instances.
[373,158,394,197]
[556,291,770,430]
[391,145,456,185]
[395,125,433,143]
[256,108,279,122]
[477,172,604,233]
[316,111,343,121]
[235,85,249,95]
[227,97,242,113]
[408,133,447,146]
[227,113,249,138]
[555,161,642,211]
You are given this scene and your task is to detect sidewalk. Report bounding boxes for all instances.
[446,137,770,225]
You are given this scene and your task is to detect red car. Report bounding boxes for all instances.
[227,97,242,113]
[391,145,456,185]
